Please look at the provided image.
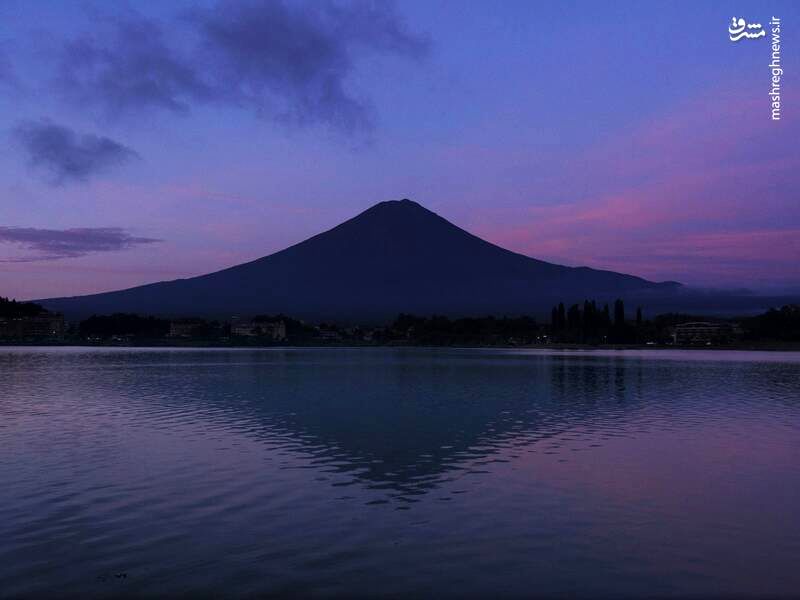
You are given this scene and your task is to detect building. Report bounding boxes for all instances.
[671,322,736,345]
[316,327,343,342]
[232,319,287,341]
[169,318,205,337]
[231,322,256,337]
[0,313,65,340]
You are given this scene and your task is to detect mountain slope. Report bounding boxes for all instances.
[39,199,680,320]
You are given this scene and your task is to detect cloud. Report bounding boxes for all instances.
[56,0,430,131]
[0,227,161,261]
[57,16,211,115]
[469,87,800,288]
[12,120,139,184]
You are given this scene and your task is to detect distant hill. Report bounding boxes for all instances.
[39,199,687,321]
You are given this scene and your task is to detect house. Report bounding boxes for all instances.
[317,327,343,342]
[232,319,287,341]
[671,322,737,345]
[169,318,206,337]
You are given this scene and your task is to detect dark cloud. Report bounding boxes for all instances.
[56,1,430,131]
[12,120,139,185]
[0,227,161,261]
[58,17,211,115]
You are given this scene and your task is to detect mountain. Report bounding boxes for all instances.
[39,199,681,321]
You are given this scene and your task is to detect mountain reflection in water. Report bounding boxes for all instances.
[1,347,799,598]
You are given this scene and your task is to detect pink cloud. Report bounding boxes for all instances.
[473,86,800,288]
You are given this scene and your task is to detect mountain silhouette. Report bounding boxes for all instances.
[39,199,681,320]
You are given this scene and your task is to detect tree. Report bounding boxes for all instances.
[79,314,169,339]
[636,307,643,327]
[602,303,610,326]
[614,299,625,328]
[582,299,598,341]
[0,297,47,318]
[567,304,581,333]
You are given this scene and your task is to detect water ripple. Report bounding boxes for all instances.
[1,347,799,597]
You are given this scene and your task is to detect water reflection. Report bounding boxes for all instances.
[4,347,797,500]
[2,348,800,598]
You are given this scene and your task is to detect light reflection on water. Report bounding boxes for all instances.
[1,347,799,597]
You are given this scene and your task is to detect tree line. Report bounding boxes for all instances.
[0,297,48,318]
[549,298,642,344]
[2,296,799,345]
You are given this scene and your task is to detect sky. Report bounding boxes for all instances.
[1,0,798,300]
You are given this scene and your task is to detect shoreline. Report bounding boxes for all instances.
[3,341,800,352]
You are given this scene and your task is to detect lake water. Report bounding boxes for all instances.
[1,347,799,598]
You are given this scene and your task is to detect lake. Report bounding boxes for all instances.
[1,347,799,598]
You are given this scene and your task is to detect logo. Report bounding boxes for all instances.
[727,16,782,120]
[728,17,765,41]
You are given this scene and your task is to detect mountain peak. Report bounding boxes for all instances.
[370,198,424,212]
[347,198,440,229]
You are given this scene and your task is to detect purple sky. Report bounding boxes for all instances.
[1,0,798,300]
